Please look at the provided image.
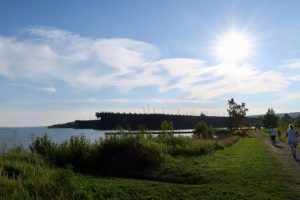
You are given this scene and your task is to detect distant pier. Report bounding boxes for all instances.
[105,130,193,135]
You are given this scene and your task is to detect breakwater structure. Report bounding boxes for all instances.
[48,112,261,130]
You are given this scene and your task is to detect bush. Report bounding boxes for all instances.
[30,131,240,178]
[55,136,92,171]
[232,129,249,137]
[193,122,214,139]
[97,135,165,176]
[30,134,165,177]
[30,135,56,162]
[160,120,174,136]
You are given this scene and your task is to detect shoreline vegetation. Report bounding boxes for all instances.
[1,121,299,199]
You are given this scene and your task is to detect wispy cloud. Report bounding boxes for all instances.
[0,26,290,101]
[9,83,57,93]
[278,60,300,81]
[65,97,208,104]
[279,60,300,69]
[35,86,57,93]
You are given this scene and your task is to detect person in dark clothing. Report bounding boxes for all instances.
[277,129,282,142]
[269,126,276,144]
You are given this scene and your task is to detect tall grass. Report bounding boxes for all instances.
[30,134,165,176]
[30,130,239,177]
[0,148,82,200]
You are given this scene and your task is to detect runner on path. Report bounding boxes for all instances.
[269,126,276,144]
[286,124,299,160]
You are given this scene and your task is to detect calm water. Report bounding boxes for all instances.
[0,127,106,151]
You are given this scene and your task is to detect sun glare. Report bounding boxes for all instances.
[216,31,252,62]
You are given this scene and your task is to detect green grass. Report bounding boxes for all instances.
[1,137,299,199]
[68,138,300,199]
[261,129,300,150]
[29,134,235,176]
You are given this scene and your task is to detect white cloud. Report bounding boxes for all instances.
[278,60,300,81]
[0,26,290,101]
[279,60,300,69]
[35,86,57,93]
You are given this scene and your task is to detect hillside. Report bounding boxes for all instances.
[249,112,300,118]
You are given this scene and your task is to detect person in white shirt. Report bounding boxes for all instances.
[286,124,299,160]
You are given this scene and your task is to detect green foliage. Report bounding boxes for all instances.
[227,98,248,130]
[137,124,149,134]
[155,135,223,156]
[294,116,300,129]
[31,135,93,171]
[193,122,214,139]
[97,135,164,176]
[160,120,174,135]
[30,129,238,177]
[3,137,299,199]
[30,134,56,161]
[232,129,250,137]
[262,108,279,128]
[281,114,292,124]
[30,134,165,176]
[219,135,240,147]
[52,169,75,197]
[0,148,78,200]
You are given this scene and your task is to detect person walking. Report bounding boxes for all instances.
[269,126,276,144]
[277,129,282,142]
[286,124,299,160]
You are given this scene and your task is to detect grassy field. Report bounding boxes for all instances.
[1,136,299,199]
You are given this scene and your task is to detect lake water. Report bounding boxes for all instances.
[0,127,195,152]
[0,127,106,151]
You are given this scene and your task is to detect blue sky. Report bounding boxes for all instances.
[1,0,300,126]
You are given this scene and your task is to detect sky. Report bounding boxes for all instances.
[1,0,300,126]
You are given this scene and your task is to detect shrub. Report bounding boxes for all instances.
[193,122,214,139]
[97,135,164,176]
[55,136,92,171]
[30,134,56,163]
[30,131,240,178]
[160,120,174,136]
[30,134,165,177]
[232,129,249,137]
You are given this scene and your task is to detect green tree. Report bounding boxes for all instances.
[262,108,279,128]
[293,116,300,129]
[227,98,248,130]
[193,122,214,139]
[279,113,293,129]
[281,114,292,124]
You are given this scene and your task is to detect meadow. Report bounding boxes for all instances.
[1,128,299,199]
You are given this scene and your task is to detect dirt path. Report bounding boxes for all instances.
[256,131,300,180]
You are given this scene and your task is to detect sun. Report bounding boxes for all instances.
[216,31,252,62]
